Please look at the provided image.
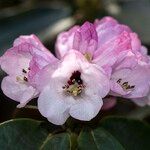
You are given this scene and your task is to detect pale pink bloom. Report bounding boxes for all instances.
[55,26,79,59]
[131,47,150,106]
[55,22,98,62]
[0,34,57,108]
[37,51,110,125]
[110,51,150,99]
[140,46,148,55]
[56,17,141,66]
[93,17,141,67]
[55,17,142,80]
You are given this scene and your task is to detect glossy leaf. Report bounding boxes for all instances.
[78,127,124,150]
[40,133,70,150]
[101,117,150,150]
[78,117,150,150]
[0,119,71,150]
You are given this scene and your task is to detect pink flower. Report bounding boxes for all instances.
[55,17,141,66]
[37,51,110,125]
[131,51,150,106]
[55,17,143,79]
[55,22,98,62]
[55,26,79,59]
[93,17,141,67]
[0,34,57,108]
[110,51,150,99]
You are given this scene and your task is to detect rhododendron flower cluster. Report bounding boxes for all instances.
[0,17,150,125]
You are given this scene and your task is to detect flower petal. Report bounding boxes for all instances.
[55,26,79,58]
[1,76,38,107]
[95,17,131,48]
[130,33,141,51]
[132,94,150,106]
[81,64,110,98]
[140,46,148,55]
[93,31,132,66]
[73,21,98,55]
[14,34,49,52]
[70,95,103,121]
[0,45,31,75]
[38,85,72,125]
[14,34,57,62]
[111,66,150,98]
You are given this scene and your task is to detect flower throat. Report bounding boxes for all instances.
[62,71,85,96]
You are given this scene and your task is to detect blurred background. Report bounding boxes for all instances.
[0,0,150,123]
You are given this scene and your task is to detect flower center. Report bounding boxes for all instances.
[84,52,92,62]
[117,78,135,91]
[16,68,30,84]
[62,71,85,96]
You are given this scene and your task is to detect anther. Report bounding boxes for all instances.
[117,79,122,83]
[22,69,27,73]
[23,77,28,82]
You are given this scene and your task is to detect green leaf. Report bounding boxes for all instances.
[78,127,124,150]
[0,118,71,150]
[40,133,70,150]
[78,117,150,150]
[101,117,150,150]
[1,117,150,150]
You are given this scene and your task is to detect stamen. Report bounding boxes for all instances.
[116,78,135,91]
[117,79,122,83]
[23,77,28,82]
[22,69,27,73]
[130,85,135,89]
[84,52,92,62]
[16,76,28,83]
[63,71,85,97]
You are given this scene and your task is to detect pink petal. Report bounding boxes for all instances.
[14,34,49,52]
[28,52,58,87]
[55,26,79,59]
[113,51,137,70]
[81,64,110,98]
[132,93,150,106]
[73,21,98,55]
[140,46,148,55]
[111,66,150,98]
[0,46,31,75]
[14,34,57,62]
[93,31,132,66]
[94,16,118,29]
[1,76,38,107]
[130,33,141,51]
[55,50,89,78]
[1,37,57,77]
[95,21,131,47]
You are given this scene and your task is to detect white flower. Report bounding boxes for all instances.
[37,51,110,125]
